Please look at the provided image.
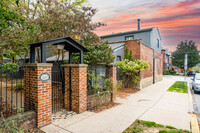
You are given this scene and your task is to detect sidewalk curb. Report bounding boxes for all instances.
[188,82,200,133]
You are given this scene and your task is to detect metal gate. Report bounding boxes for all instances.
[52,64,65,113]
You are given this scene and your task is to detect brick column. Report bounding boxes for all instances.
[63,64,87,113]
[24,63,52,127]
[106,65,117,87]
[106,65,117,102]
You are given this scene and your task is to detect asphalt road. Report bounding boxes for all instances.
[189,77,200,122]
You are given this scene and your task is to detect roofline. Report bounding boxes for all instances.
[113,45,124,52]
[29,36,89,52]
[154,27,162,40]
[100,28,154,38]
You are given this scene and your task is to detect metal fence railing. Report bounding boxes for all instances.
[0,64,30,118]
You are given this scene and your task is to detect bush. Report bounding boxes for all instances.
[163,69,170,75]
[115,59,149,87]
[87,69,113,95]
[105,78,113,91]
[169,69,176,75]
[163,69,177,75]
[2,63,19,74]
[14,83,24,91]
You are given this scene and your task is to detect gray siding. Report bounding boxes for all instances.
[101,27,162,54]
[150,28,162,53]
[113,47,124,63]
[102,31,151,48]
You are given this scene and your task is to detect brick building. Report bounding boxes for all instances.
[161,49,172,70]
[108,40,163,89]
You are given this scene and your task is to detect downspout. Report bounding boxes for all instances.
[153,50,155,84]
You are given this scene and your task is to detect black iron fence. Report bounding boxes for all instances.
[0,64,31,118]
[52,64,65,113]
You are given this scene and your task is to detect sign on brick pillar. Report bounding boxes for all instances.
[63,64,88,113]
[24,63,53,128]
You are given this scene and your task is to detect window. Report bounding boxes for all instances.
[157,39,159,48]
[117,56,121,61]
[125,35,134,41]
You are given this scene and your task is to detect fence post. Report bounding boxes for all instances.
[63,64,87,113]
[106,65,117,102]
[24,63,53,127]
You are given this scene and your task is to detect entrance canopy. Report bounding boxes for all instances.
[29,37,88,64]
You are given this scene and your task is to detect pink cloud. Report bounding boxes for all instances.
[94,0,200,51]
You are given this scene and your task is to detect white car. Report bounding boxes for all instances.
[192,73,200,93]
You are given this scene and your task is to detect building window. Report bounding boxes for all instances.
[125,35,134,41]
[117,56,121,61]
[157,39,159,48]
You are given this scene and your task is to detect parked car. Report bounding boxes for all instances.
[187,71,195,76]
[192,73,200,93]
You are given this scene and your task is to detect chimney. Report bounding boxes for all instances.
[137,19,140,30]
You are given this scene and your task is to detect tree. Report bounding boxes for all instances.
[14,0,104,42]
[0,0,32,62]
[1,0,105,62]
[124,46,129,60]
[172,40,200,69]
[129,50,133,61]
[72,38,115,68]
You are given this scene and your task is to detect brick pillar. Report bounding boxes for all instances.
[106,65,117,87]
[24,63,52,127]
[63,64,87,113]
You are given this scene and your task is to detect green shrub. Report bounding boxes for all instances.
[169,69,176,75]
[64,60,69,64]
[115,59,149,87]
[105,78,113,91]
[163,69,170,75]
[14,83,24,91]
[114,81,123,91]
[2,63,19,74]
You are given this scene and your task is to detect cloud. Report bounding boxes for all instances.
[90,0,200,51]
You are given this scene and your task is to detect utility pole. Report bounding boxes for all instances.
[184,54,188,81]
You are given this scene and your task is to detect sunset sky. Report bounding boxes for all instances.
[90,0,200,51]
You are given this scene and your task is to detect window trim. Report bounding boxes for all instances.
[157,39,159,48]
[125,35,134,41]
[117,55,121,61]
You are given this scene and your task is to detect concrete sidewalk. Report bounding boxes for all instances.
[41,76,190,133]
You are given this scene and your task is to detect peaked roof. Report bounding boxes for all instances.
[101,27,154,38]
[101,27,162,40]
[29,36,88,53]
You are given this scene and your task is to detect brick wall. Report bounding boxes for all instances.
[125,40,163,89]
[124,40,141,59]
[63,64,87,113]
[161,50,165,70]
[155,51,163,82]
[106,65,117,88]
[24,63,52,127]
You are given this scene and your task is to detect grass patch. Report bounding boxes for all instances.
[168,81,187,93]
[166,125,176,129]
[123,119,191,133]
